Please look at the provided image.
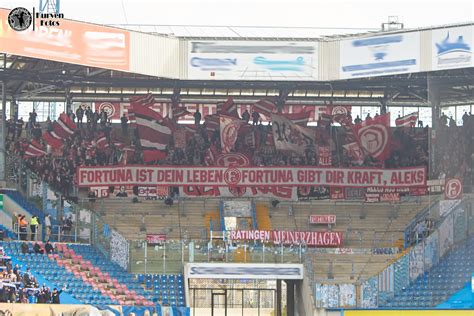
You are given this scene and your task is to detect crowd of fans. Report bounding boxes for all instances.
[6,106,474,198]
[0,246,65,304]
[432,112,474,186]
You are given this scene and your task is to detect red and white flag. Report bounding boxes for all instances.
[24,140,47,158]
[172,106,191,119]
[42,131,63,150]
[395,112,418,127]
[352,113,392,161]
[220,115,242,153]
[204,144,219,166]
[129,93,155,107]
[343,142,365,165]
[253,99,276,117]
[283,111,311,126]
[52,113,77,139]
[132,104,171,150]
[218,97,239,118]
[129,93,156,124]
[204,115,220,132]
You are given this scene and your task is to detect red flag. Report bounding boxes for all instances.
[253,99,276,117]
[283,112,311,126]
[204,115,220,132]
[129,93,155,107]
[129,93,156,124]
[220,115,242,153]
[395,112,418,127]
[352,113,392,161]
[219,97,238,118]
[143,150,167,163]
[24,140,47,158]
[42,131,63,150]
[52,113,77,139]
[132,104,171,150]
[204,144,218,166]
[94,133,107,149]
[343,142,365,165]
[173,106,191,119]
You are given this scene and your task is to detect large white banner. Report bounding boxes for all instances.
[187,40,318,80]
[432,26,473,70]
[340,33,420,79]
[77,165,427,188]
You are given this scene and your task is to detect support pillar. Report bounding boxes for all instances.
[428,75,441,177]
[286,280,295,316]
[276,279,282,316]
[0,81,5,183]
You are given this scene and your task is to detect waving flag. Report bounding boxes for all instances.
[254,99,276,117]
[42,131,63,150]
[172,106,191,119]
[343,142,365,165]
[220,115,242,153]
[53,113,77,138]
[24,140,47,158]
[352,113,392,161]
[204,114,220,132]
[395,112,418,127]
[283,111,311,126]
[132,104,171,150]
[271,114,315,154]
[129,93,156,124]
[218,97,238,118]
[129,93,155,107]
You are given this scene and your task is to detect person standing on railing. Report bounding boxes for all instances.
[30,215,39,241]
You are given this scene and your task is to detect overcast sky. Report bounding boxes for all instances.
[2,0,473,34]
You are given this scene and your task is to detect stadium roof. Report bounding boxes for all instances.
[108,21,474,40]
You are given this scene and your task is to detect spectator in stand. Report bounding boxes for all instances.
[51,286,66,304]
[462,112,469,126]
[16,118,24,139]
[354,115,362,124]
[92,109,100,131]
[21,242,29,254]
[30,109,37,125]
[45,241,54,254]
[30,215,39,241]
[193,109,201,126]
[365,113,372,120]
[449,116,456,127]
[23,268,31,287]
[62,216,73,242]
[85,106,93,127]
[99,109,108,127]
[76,106,84,128]
[440,112,448,126]
[121,114,129,136]
[46,117,53,132]
[252,110,260,125]
[241,109,250,123]
[33,242,43,254]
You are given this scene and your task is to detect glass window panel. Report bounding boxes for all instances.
[456,105,471,126]
[361,106,379,120]
[351,106,362,123]
[402,106,418,117]
[18,101,33,120]
[389,106,403,126]
[419,107,432,127]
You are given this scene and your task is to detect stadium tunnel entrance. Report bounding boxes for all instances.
[185,263,303,316]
